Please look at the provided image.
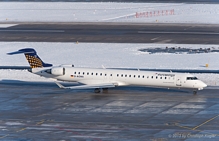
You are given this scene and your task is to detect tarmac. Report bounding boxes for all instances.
[1,23,219,44]
[0,81,219,141]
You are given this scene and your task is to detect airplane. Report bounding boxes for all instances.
[7,48,207,94]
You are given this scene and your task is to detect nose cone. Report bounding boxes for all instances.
[197,81,207,90]
[202,82,207,88]
[200,81,207,88]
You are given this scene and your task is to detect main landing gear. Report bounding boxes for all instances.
[94,88,101,93]
[94,88,108,93]
[193,90,197,95]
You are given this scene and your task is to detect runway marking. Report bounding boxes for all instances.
[100,13,135,21]
[151,37,160,40]
[0,134,9,139]
[192,114,219,130]
[173,122,219,136]
[138,31,219,35]
[174,122,194,131]
[55,126,103,141]
[36,119,45,125]
[0,29,65,33]
[16,128,26,132]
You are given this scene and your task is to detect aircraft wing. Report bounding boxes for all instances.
[55,82,117,89]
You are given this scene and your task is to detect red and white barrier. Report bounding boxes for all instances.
[136,9,174,18]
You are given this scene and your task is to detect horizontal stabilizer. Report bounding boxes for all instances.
[0,66,31,70]
[55,81,116,89]
[7,50,35,55]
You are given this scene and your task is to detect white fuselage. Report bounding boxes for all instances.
[32,66,207,90]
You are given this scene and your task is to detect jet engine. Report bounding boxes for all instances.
[45,67,65,76]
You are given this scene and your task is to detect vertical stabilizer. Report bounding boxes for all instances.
[7,48,53,68]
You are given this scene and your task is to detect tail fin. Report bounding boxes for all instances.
[7,48,53,68]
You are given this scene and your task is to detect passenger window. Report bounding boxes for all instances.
[91,73,93,75]
[160,77,162,79]
[165,77,166,79]
[121,74,123,77]
[125,74,127,77]
[151,76,153,79]
[100,73,102,76]
[142,76,144,78]
[147,76,149,78]
[78,72,80,74]
[96,73,98,76]
[129,75,131,77]
[117,74,119,77]
[156,76,158,79]
[87,72,89,75]
[74,72,76,74]
[134,75,136,78]
[105,74,107,76]
[83,72,85,75]
[110,74,112,76]
[138,75,140,78]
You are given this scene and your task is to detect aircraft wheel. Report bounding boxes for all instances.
[94,88,101,93]
[193,90,197,95]
[102,88,108,93]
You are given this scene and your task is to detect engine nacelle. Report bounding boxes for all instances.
[59,64,74,67]
[45,67,65,76]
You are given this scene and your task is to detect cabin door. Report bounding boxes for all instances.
[176,77,182,86]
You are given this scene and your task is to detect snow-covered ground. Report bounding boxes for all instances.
[1,2,219,86]
[1,42,219,86]
[0,2,219,24]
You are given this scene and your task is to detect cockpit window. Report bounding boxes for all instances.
[187,77,198,80]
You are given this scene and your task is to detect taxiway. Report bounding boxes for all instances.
[1,23,219,44]
[0,81,219,141]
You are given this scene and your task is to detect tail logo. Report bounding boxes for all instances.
[25,54,43,68]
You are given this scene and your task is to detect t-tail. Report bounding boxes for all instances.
[7,48,53,68]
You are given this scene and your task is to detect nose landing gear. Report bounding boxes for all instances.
[193,90,197,95]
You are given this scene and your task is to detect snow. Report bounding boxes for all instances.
[0,24,17,28]
[2,42,219,69]
[0,2,219,86]
[0,2,219,24]
[5,122,24,126]
[1,42,219,86]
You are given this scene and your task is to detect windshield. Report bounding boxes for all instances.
[187,77,198,80]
